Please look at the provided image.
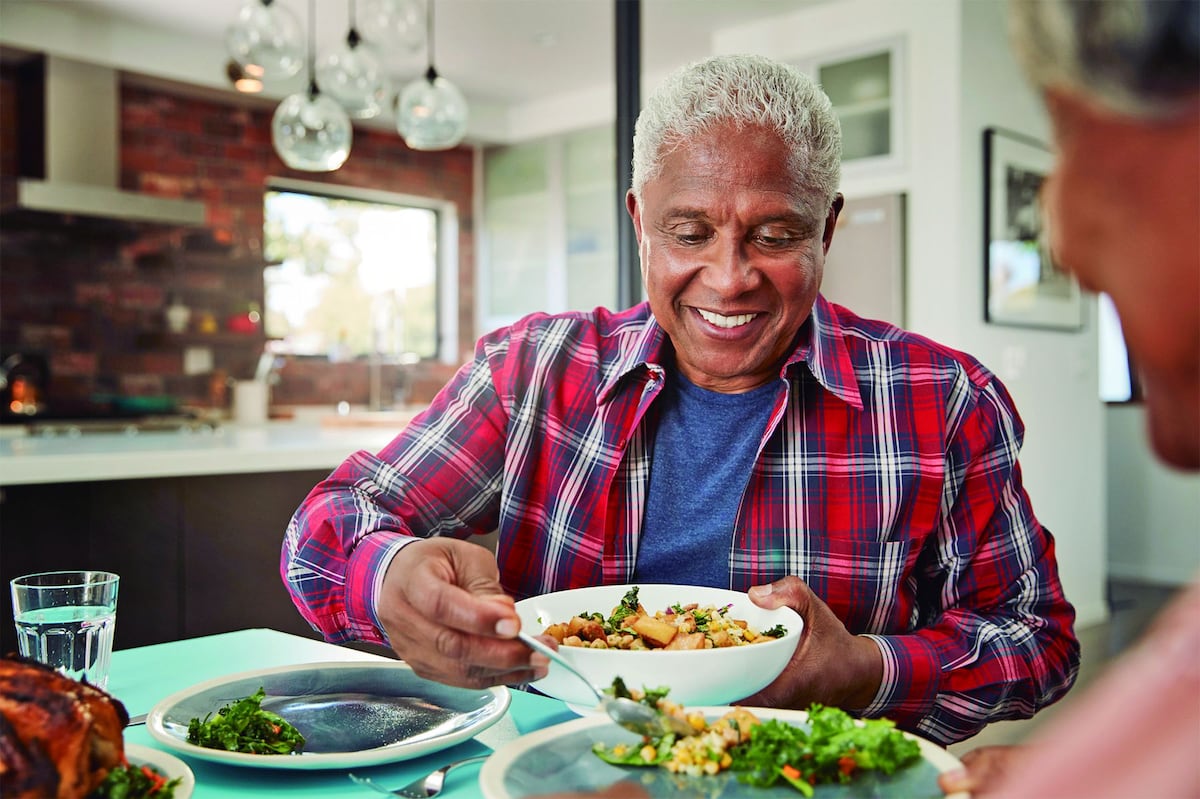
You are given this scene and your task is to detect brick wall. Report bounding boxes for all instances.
[0,66,474,416]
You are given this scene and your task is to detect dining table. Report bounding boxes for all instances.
[110,627,581,799]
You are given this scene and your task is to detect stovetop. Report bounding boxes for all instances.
[11,415,221,437]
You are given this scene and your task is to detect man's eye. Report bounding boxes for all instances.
[753,232,798,248]
[669,225,711,245]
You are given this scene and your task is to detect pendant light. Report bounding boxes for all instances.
[272,0,353,171]
[317,0,391,119]
[396,0,468,151]
[225,0,304,81]
[359,0,425,54]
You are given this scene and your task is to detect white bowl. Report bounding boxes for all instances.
[514,583,802,708]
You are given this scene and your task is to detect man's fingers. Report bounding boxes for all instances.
[748,575,811,612]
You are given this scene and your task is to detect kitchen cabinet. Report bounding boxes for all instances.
[480,126,618,329]
[0,470,330,655]
[797,40,905,171]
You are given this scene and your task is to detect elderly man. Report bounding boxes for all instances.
[282,54,1078,745]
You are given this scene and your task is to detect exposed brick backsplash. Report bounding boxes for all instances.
[1,64,476,417]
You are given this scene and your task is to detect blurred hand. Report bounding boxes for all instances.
[376,538,548,689]
[938,746,1026,796]
[740,576,882,710]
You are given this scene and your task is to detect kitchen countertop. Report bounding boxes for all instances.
[0,414,411,486]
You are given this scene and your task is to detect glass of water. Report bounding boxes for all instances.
[10,570,120,690]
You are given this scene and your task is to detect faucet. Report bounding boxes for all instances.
[368,351,384,412]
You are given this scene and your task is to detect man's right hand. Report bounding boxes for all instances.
[375,537,548,689]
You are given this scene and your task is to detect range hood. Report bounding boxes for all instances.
[1,54,206,228]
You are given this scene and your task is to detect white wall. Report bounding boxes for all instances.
[715,0,1108,627]
[1107,405,1200,584]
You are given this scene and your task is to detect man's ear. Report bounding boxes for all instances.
[626,190,643,242]
[822,194,845,255]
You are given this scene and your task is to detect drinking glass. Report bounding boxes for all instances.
[10,570,120,689]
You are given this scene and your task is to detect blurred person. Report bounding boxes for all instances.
[282,54,1079,745]
[939,0,1200,795]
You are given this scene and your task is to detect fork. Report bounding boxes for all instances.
[348,754,490,798]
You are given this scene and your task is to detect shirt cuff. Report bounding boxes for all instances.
[344,531,421,645]
[859,633,942,723]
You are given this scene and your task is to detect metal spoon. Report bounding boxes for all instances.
[516,630,694,739]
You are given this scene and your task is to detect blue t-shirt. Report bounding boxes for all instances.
[633,371,779,588]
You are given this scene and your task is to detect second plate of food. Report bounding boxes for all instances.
[145,661,509,770]
[480,707,968,799]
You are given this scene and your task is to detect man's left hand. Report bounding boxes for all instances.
[741,575,883,710]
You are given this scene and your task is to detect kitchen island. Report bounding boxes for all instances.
[0,416,405,486]
[0,413,419,656]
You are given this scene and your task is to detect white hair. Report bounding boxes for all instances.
[1009,0,1200,118]
[630,54,842,214]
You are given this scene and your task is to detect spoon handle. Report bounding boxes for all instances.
[515,631,603,702]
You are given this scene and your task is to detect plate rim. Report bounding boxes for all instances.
[124,743,196,799]
[479,706,968,799]
[145,659,511,771]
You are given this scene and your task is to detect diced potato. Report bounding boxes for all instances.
[543,622,570,643]
[567,615,606,641]
[708,630,731,648]
[664,631,705,650]
[631,614,679,647]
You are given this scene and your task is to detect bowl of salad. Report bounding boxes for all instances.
[515,584,802,708]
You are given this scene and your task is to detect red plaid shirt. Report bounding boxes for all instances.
[283,296,1079,744]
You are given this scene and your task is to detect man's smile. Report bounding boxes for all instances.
[696,308,759,329]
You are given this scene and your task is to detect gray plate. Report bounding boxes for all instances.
[146,661,510,770]
[480,708,968,799]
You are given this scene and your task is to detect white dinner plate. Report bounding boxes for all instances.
[146,661,510,770]
[124,744,195,799]
[479,707,969,799]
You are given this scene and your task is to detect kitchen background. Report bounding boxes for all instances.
[1,0,1197,643]
[0,68,469,415]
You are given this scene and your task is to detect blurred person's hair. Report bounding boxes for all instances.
[631,54,842,223]
[1009,0,1200,118]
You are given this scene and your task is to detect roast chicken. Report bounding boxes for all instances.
[0,654,129,799]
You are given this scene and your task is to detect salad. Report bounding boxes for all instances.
[89,760,181,799]
[593,682,920,796]
[542,585,787,651]
[185,687,305,755]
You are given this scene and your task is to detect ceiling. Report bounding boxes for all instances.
[0,0,830,142]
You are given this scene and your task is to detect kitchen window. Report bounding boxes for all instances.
[263,180,458,363]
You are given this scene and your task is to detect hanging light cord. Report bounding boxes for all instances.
[425,0,438,82]
[348,0,361,46]
[307,0,319,95]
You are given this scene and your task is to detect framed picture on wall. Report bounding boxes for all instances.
[983,127,1083,330]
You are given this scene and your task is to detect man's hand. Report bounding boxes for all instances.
[740,576,882,710]
[937,746,1025,796]
[375,538,548,689]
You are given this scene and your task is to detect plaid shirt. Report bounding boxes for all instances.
[283,296,1079,744]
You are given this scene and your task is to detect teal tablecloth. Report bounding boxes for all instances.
[109,628,577,798]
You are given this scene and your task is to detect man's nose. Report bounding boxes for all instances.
[702,239,761,295]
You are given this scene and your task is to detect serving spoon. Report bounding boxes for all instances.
[516,631,695,739]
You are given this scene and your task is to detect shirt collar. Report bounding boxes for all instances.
[597,296,864,410]
[785,295,865,410]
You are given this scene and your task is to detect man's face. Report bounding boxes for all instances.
[626,123,841,394]
[1043,88,1200,468]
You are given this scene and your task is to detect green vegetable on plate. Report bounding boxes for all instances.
[185,686,306,755]
[90,761,181,799]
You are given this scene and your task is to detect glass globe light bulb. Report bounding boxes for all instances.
[359,0,425,54]
[316,31,391,119]
[396,69,468,151]
[225,0,305,81]
[272,87,353,171]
